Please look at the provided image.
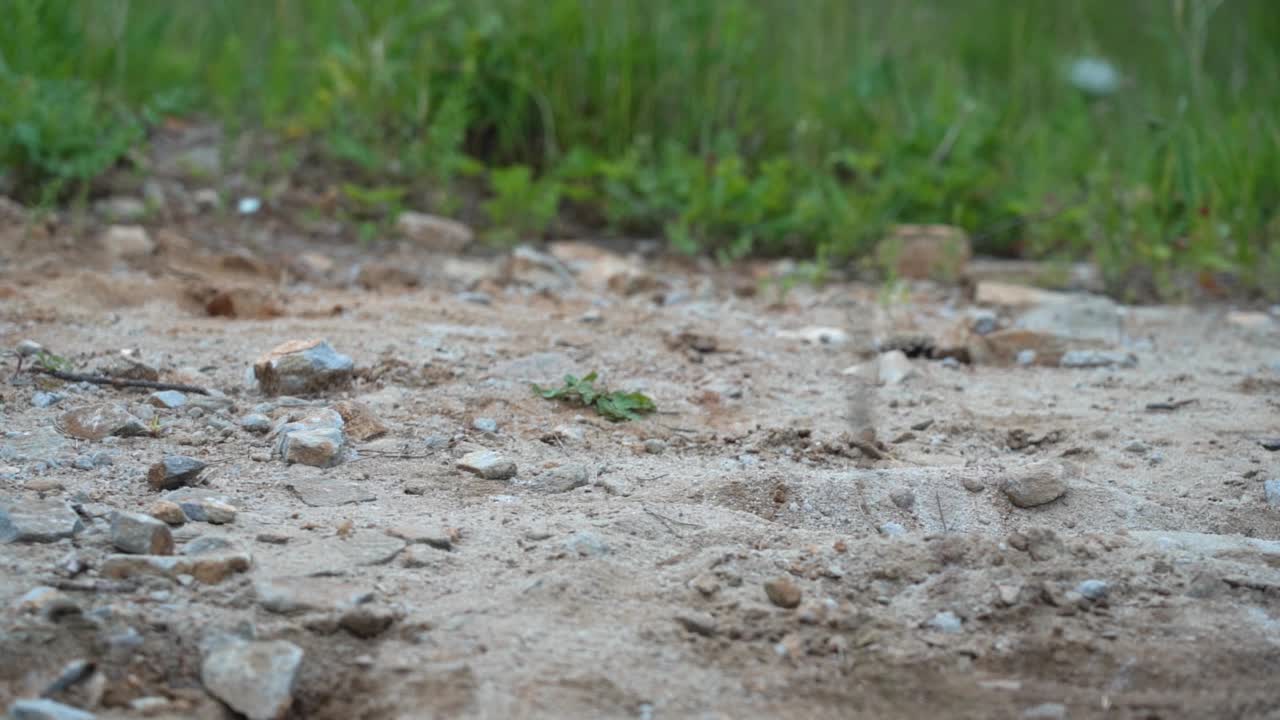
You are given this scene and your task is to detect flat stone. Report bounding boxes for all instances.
[764,577,803,609]
[58,403,149,441]
[1059,350,1137,368]
[458,450,516,480]
[674,611,719,637]
[878,522,907,537]
[201,499,237,524]
[776,326,849,346]
[101,546,251,585]
[13,586,82,621]
[1017,293,1122,343]
[0,427,68,463]
[147,390,187,409]
[101,224,154,258]
[254,576,374,614]
[287,478,375,507]
[974,282,1059,308]
[332,400,389,441]
[111,511,175,555]
[147,455,207,490]
[1022,703,1067,720]
[201,640,303,720]
[1000,461,1072,508]
[386,526,453,550]
[163,488,236,522]
[563,531,609,557]
[31,391,63,409]
[396,211,474,252]
[0,498,83,543]
[280,428,346,468]
[265,534,407,576]
[8,698,97,720]
[253,339,354,397]
[472,417,498,434]
[925,610,963,634]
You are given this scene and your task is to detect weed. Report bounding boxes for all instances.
[533,372,656,422]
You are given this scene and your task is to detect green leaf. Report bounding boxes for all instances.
[532,371,656,422]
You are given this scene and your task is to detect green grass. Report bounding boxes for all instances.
[1,0,1278,299]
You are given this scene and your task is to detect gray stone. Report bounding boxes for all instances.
[1059,350,1137,368]
[458,450,516,480]
[1015,349,1037,366]
[878,522,907,537]
[31,391,63,409]
[13,586,82,621]
[201,640,303,720]
[1001,461,1071,508]
[457,291,492,305]
[255,576,374,614]
[674,611,719,637]
[1021,703,1067,720]
[396,211,474,253]
[877,350,915,385]
[540,464,590,493]
[563,531,609,557]
[162,488,236,523]
[969,310,998,336]
[72,455,95,471]
[339,605,397,638]
[1076,579,1109,601]
[58,403,149,441]
[280,428,346,468]
[253,339,354,397]
[111,511,175,555]
[286,478,375,507]
[239,413,272,433]
[101,545,251,585]
[147,390,187,409]
[147,456,207,490]
[8,698,97,720]
[925,610,963,634]
[889,488,916,510]
[1264,479,1280,509]
[201,500,237,524]
[472,417,498,433]
[643,439,667,454]
[0,498,83,543]
[16,340,45,358]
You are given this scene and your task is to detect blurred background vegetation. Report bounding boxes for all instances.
[1,0,1277,298]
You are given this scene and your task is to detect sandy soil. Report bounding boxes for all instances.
[1,199,1280,720]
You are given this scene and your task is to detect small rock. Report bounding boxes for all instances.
[1261,439,1280,452]
[201,640,303,720]
[472,417,499,434]
[146,390,187,409]
[458,450,517,480]
[385,526,453,550]
[16,340,45,358]
[332,400,389,441]
[778,326,849,346]
[1016,349,1038,366]
[1263,479,1280,508]
[540,464,590,493]
[996,584,1022,607]
[878,522,907,537]
[643,439,667,455]
[101,224,154,259]
[1227,311,1273,330]
[878,350,915,385]
[925,610,963,634]
[146,456,207,490]
[339,605,397,638]
[1059,350,1137,368]
[110,511,175,555]
[162,488,235,523]
[396,211,474,252]
[457,291,491,305]
[71,455,95,472]
[1021,703,1067,720]
[0,498,83,543]
[1017,292,1122,343]
[889,488,916,510]
[968,309,999,336]
[961,476,985,493]
[280,428,346,468]
[31,391,63,409]
[563,531,609,557]
[202,500,237,524]
[674,611,719,637]
[1123,440,1148,455]
[253,339,354,397]
[688,573,720,597]
[102,544,251,585]
[403,482,428,496]
[1001,461,1072,508]
[239,413,272,434]
[256,532,291,545]
[13,586,81,620]
[1076,579,1110,601]
[254,577,373,615]
[146,501,187,526]
[58,403,149,441]
[764,577,803,609]
[7,698,97,720]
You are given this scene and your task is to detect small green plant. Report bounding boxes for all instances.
[33,350,73,373]
[533,372,656,422]
[483,165,562,245]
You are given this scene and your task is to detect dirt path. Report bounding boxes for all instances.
[2,221,1279,719]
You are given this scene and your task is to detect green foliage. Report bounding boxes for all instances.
[533,372,657,422]
[0,0,1278,297]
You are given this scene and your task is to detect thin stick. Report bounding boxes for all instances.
[934,488,949,533]
[29,367,211,395]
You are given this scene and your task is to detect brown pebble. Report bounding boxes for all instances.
[764,577,803,609]
[256,532,291,545]
[147,500,187,526]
